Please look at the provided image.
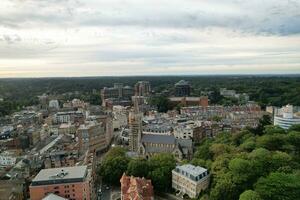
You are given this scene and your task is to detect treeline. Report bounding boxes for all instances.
[0,75,299,116]
[192,124,300,200]
[97,123,300,200]
[97,147,176,192]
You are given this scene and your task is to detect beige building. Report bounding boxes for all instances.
[172,164,210,198]
[77,122,107,154]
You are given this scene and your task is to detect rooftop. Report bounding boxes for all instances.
[141,134,175,144]
[32,166,87,186]
[42,193,68,200]
[175,164,207,177]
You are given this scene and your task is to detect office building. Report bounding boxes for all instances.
[134,81,151,97]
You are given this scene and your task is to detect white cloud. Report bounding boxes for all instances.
[0,0,299,77]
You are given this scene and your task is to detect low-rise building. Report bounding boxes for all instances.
[172,164,210,199]
[120,174,154,200]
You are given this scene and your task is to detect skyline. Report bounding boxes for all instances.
[1,0,300,77]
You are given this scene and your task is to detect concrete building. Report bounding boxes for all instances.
[120,174,154,200]
[30,166,91,200]
[134,81,151,97]
[101,83,134,106]
[175,80,191,97]
[172,164,210,198]
[53,111,84,124]
[274,105,300,129]
[77,122,107,154]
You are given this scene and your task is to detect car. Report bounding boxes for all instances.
[98,189,102,193]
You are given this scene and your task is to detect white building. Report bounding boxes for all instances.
[174,125,194,139]
[274,105,300,129]
[0,153,17,167]
[172,164,210,198]
[48,100,59,109]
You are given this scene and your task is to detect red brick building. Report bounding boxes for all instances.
[30,166,91,200]
[120,174,154,200]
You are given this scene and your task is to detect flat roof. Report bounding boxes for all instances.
[32,166,87,186]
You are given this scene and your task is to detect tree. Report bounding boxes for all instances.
[288,124,300,132]
[148,153,176,192]
[99,147,130,185]
[239,190,262,200]
[257,134,286,151]
[127,158,149,178]
[210,172,239,200]
[194,139,213,160]
[99,156,130,185]
[149,96,174,113]
[254,172,300,200]
[263,125,285,135]
[248,115,271,135]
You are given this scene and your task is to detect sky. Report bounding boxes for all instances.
[0,0,300,77]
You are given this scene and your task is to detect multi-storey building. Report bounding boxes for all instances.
[134,81,151,97]
[29,166,91,200]
[101,83,134,106]
[172,164,210,198]
[175,80,191,97]
[77,122,107,154]
[274,105,300,129]
[53,111,85,124]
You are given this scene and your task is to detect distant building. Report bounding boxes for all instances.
[172,164,210,198]
[169,96,209,107]
[49,100,60,110]
[120,174,154,200]
[175,80,191,97]
[220,88,236,97]
[29,166,91,200]
[53,111,85,124]
[129,102,143,152]
[274,105,300,129]
[101,83,134,106]
[134,81,151,97]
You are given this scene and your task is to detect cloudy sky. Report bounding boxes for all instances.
[0,0,300,77]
